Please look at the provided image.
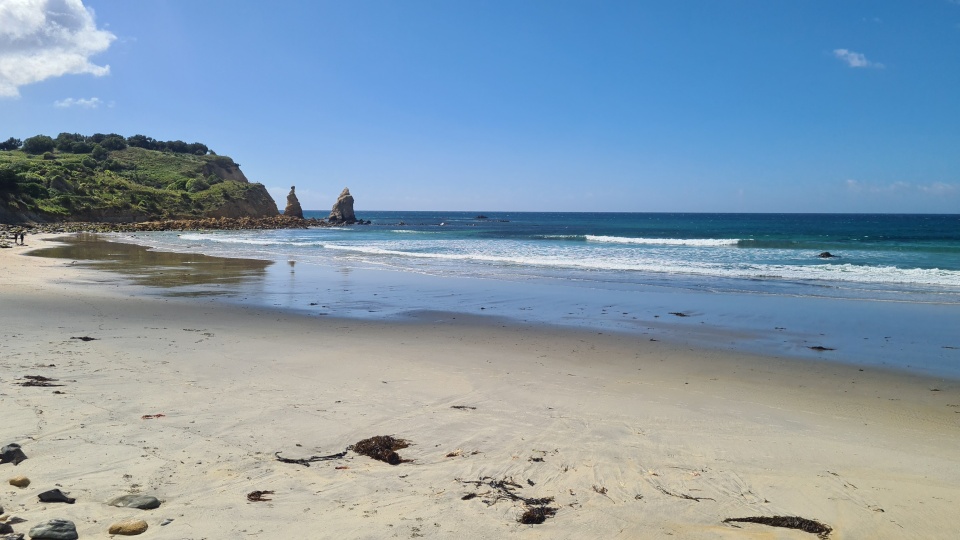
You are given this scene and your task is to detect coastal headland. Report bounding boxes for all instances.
[1,235,958,539]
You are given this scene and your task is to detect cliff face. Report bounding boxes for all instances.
[202,159,249,183]
[205,183,279,219]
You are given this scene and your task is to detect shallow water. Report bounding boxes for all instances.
[32,232,960,379]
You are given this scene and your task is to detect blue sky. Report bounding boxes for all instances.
[1,0,958,213]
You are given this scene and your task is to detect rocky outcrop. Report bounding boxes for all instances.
[283,186,303,218]
[328,188,357,224]
[205,184,279,219]
[201,157,249,183]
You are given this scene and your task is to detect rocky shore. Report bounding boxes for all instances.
[0,215,344,238]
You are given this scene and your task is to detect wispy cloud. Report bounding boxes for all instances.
[0,0,116,98]
[833,49,884,69]
[846,179,958,195]
[54,96,102,108]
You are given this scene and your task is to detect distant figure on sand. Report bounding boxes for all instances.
[19,232,25,245]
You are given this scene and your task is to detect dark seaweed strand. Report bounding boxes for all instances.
[724,516,832,539]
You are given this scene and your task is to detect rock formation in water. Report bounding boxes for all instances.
[283,186,304,219]
[328,187,357,224]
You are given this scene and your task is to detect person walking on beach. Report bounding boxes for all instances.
[19,232,25,245]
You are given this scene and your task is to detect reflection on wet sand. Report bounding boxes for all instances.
[31,234,271,295]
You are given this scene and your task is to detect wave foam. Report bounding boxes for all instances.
[584,235,740,247]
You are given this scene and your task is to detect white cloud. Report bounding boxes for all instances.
[846,179,958,195]
[833,48,884,69]
[53,96,102,108]
[0,0,116,98]
[918,182,959,195]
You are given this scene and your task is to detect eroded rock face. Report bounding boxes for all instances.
[283,186,304,219]
[328,187,357,224]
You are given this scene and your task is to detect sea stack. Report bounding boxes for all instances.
[283,186,304,219]
[328,187,357,224]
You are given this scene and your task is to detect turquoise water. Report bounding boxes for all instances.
[124,212,960,303]
[110,212,960,377]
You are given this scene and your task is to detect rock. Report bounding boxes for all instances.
[107,494,161,510]
[0,443,27,465]
[818,251,835,258]
[0,533,24,540]
[9,475,30,488]
[27,519,77,540]
[107,519,148,536]
[37,489,75,504]
[283,186,304,219]
[327,187,357,224]
[0,522,9,533]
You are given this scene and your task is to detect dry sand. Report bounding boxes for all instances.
[1,235,958,539]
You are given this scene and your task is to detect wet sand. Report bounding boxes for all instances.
[1,234,958,539]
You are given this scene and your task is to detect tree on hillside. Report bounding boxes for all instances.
[0,165,20,193]
[91,144,108,160]
[0,137,22,151]
[127,134,158,150]
[22,135,55,154]
[186,142,208,155]
[164,140,189,153]
[100,136,128,151]
[70,141,93,154]
[55,132,84,151]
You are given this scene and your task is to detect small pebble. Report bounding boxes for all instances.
[108,519,148,535]
[8,476,30,488]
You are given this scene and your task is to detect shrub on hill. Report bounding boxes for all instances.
[22,135,55,154]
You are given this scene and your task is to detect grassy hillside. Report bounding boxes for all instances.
[0,146,278,223]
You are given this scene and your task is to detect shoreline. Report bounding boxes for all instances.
[35,232,960,380]
[2,235,959,538]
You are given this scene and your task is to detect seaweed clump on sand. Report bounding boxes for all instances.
[518,505,557,524]
[724,516,832,539]
[458,477,557,525]
[352,436,410,465]
[18,375,64,387]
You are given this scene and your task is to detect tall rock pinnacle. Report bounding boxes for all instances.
[328,187,357,224]
[283,186,303,219]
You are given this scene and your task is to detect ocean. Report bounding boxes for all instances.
[121,212,960,301]
[94,212,960,377]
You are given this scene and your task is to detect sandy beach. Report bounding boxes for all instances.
[2,235,959,539]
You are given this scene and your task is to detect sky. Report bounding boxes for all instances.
[1,0,959,213]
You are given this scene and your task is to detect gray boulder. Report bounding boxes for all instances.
[328,187,357,224]
[283,186,303,219]
[107,494,161,510]
[0,443,27,465]
[27,519,77,540]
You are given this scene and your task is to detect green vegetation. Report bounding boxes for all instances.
[0,133,276,223]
